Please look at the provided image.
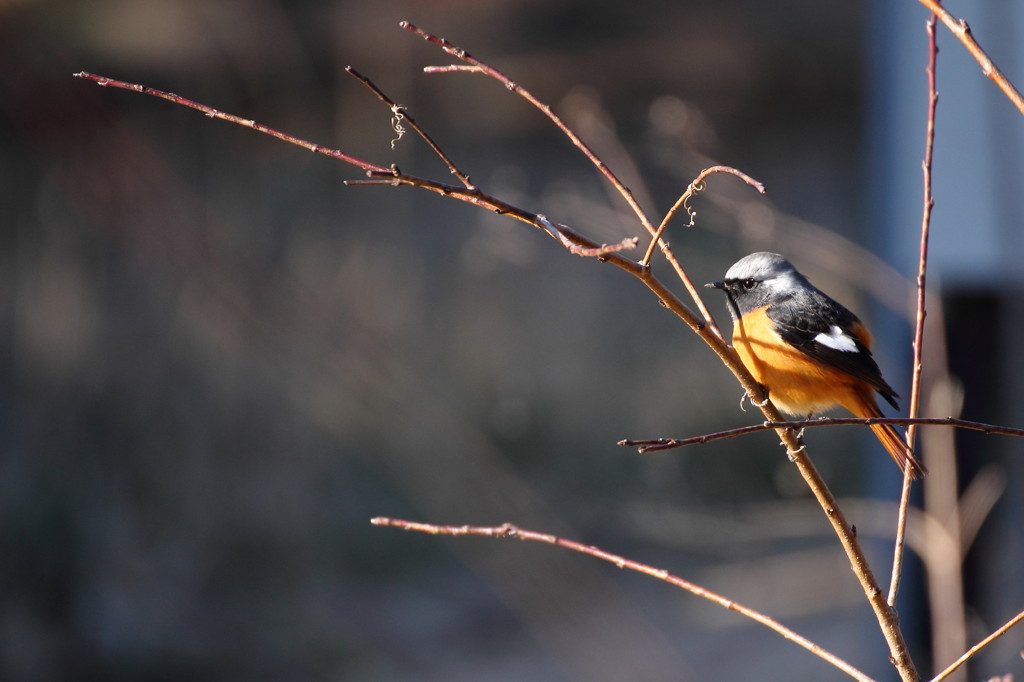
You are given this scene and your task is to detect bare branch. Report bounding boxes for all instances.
[621,416,1024,453]
[371,517,876,682]
[639,166,765,337]
[345,66,476,190]
[641,165,765,267]
[917,0,1024,115]
[72,71,389,174]
[400,21,659,237]
[930,608,1024,681]
[890,12,941,607]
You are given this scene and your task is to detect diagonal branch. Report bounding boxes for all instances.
[345,66,476,190]
[401,21,659,237]
[917,0,1024,115]
[71,71,389,174]
[930,608,1024,681]
[371,517,876,682]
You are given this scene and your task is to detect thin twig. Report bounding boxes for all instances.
[345,66,476,190]
[890,472,915,594]
[357,172,642,260]
[640,166,765,335]
[930,608,1024,681]
[536,216,639,257]
[401,21,659,237]
[917,0,1024,116]
[621,416,1024,453]
[72,72,390,174]
[641,165,764,266]
[347,168,719,352]
[889,12,940,607]
[371,517,876,682]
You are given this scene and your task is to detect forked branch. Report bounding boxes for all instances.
[401,21,659,237]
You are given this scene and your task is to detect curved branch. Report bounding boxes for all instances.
[641,165,765,267]
[371,517,876,682]
[640,166,765,337]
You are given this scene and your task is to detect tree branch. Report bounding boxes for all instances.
[345,66,476,190]
[889,11,940,607]
[71,71,390,174]
[621,416,1024,453]
[930,608,1024,681]
[371,517,876,682]
[401,21,660,236]
[917,0,1024,115]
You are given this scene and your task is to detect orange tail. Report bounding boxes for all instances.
[846,392,926,479]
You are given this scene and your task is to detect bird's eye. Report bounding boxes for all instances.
[742,278,757,290]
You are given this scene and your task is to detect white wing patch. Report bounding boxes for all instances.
[814,325,858,353]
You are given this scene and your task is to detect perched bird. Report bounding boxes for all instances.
[707,252,925,478]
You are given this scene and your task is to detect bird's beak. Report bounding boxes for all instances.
[705,281,725,290]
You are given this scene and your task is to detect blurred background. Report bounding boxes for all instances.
[2,0,1022,680]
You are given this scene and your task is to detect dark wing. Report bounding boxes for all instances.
[768,291,901,410]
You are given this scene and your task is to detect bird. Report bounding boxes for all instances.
[706,252,925,478]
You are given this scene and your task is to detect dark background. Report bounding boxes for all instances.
[2,1,1021,680]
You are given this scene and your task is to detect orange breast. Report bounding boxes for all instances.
[732,307,867,416]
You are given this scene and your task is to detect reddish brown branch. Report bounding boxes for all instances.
[640,166,765,336]
[621,416,1024,453]
[345,66,475,189]
[401,21,659,237]
[642,166,765,267]
[72,71,389,174]
[371,517,875,682]
[917,0,1024,115]
[889,11,940,608]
